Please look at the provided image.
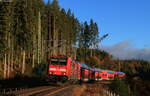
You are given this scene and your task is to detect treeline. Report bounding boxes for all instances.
[109,60,150,96]
[0,0,101,79]
[121,60,150,96]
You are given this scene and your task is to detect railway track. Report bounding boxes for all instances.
[0,85,74,96]
[33,86,72,96]
[98,81,112,84]
[0,82,110,96]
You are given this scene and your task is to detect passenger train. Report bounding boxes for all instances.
[48,56,125,83]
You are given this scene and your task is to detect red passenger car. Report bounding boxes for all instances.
[107,71,115,80]
[77,63,81,81]
[80,64,90,82]
[94,71,99,81]
[97,71,103,81]
[89,68,95,81]
[117,72,126,78]
[94,68,101,81]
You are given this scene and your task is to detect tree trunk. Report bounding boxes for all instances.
[22,50,26,74]
[7,53,10,78]
[11,52,13,71]
[4,54,7,79]
[32,51,35,68]
[37,11,41,64]
[90,49,92,57]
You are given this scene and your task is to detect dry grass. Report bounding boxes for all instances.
[61,84,87,96]
[81,84,104,96]
[71,85,87,96]
[61,83,106,96]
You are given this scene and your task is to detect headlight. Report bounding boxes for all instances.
[60,69,66,71]
[49,68,56,71]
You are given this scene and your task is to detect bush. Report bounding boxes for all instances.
[109,79,129,96]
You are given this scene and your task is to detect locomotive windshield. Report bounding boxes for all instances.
[50,57,67,65]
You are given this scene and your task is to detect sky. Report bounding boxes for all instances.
[44,0,150,61]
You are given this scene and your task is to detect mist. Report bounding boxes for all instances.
[100,40,150,61]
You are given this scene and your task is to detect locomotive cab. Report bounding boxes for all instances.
[48,56,69,82]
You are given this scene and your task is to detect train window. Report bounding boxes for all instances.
[51,59,59,64]
[59,59,67,65]
[102,74,107,76]
[50,57,67,65]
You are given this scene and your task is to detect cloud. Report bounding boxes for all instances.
[100,40,150,61]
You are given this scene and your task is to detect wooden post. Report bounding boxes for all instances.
[128,84,131,96]
[113,93,116,96]
[110,92,113,96]
[105,90,108,96]
[108,91,110,96]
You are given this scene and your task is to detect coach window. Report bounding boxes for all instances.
[59,59,67,65]
[50,58,59,65]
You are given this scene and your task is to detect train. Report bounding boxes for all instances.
[47,56,125,83]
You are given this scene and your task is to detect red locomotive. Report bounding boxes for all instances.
[48,56,80,82]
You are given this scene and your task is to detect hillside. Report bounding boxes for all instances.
[78,48,150,96]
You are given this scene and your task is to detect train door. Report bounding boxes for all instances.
[98,72,102,81]
[102,72,108,80]
[77,64,81,80]
[70,61,74,80]
[80,68,84,81]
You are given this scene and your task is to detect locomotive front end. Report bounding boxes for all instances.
[48,56,68,82]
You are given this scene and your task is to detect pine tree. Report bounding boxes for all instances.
[0,1,13,78]
[11,0,34,74]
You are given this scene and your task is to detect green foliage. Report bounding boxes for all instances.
[110,80,129,96]
[11,0,30,49]
[0,2,12,54]
[111,60,150,96]
[51,0,59,10]
[79,21,99,48]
